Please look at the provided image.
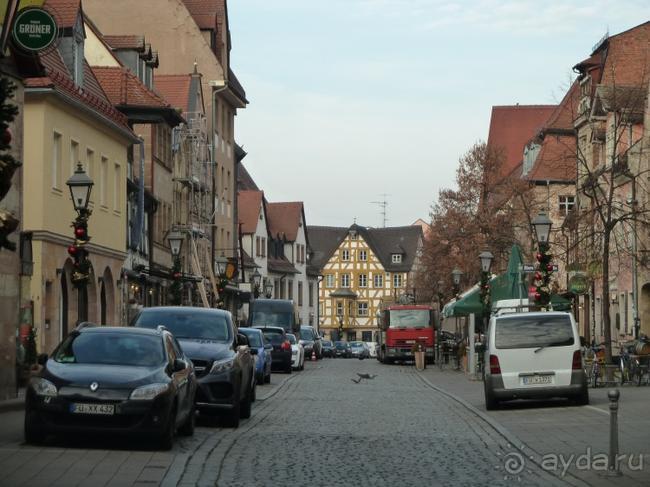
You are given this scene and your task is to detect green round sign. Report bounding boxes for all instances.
[569,274,588,295]
[12,8,58,52]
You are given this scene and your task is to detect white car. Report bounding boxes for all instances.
[483,311,588,410]
[287,333,304,371]
[366,342,378,358]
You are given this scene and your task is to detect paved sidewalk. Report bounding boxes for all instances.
[0,388,25,413]
[417,364,650,487]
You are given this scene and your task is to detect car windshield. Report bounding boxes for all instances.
[241,331,262,347]
[300,328,315,340]
[251,311,292,327]
[54,333,164,367]
[287,334,297,344]
[335,341,346,348]
[495,315,575,349]
[262,330,285,344]
[133,309,231,341]
[322,341,333,346]
[389,309,430,328]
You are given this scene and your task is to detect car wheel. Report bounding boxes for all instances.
[484,382,499,411]
[159,405,177,450]
[264,371,271,384]
[286,363,293,374]
[240,380,253,419]
[574,388,589,406]
[178,404,195,436]
[24,411,45,445]
[224,397,241,428]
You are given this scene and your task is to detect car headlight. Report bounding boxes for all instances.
[30,377,57,397]
[210,357,235,374]
[129,383,169,401]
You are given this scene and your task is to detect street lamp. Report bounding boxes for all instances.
[452,268,463,291]
[251,269,262,299]
[532,211,554,308]
[215,255,229,277]
[66,162,93,324]
[263,280,273,299]
[167,229,184,305]
[478,250,493,334]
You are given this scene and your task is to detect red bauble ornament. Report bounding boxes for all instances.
[546,264,553,272]
[536,253,542,261]
[1,128,11,145]
[68,245,77,255]
[173,272,182,279]
[534,292,541,300]
[75,227,86,238]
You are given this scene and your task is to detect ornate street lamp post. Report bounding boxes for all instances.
[264,280,274,299]
[337,309,344,342]
[251,269,262,299]
[452,268,463,298]
[478,250,494,334]
[66,162,93,324]
[532,211,553,309]
[167,229,184,305]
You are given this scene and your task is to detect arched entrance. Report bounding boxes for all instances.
[640,283,650,337]
[101,267,116,325]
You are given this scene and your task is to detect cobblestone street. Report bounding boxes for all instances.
[0,359,569,486]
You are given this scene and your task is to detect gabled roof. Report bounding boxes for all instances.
[181,0,226,30]
[266,202,305,242]
[238,190,264,235]
[599,22,650,86]
[154,74,193,113]
[268,257,299,275]
[45,0,81,28]
[487,105,557,178]
[237,162,259,191]
[307,226,348,270]
[103,35,145,51]
[92,66,169,108]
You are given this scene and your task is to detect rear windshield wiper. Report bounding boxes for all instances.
[534,340,573,353]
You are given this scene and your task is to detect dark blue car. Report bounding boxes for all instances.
[239,327,272,384]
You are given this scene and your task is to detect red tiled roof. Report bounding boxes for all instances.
[154,74,192,113]
[44,0,80,29]
[267,202,304,242]
[525,135,576,182]
[181,0,226,30]
[543,81,580,131]
[103,35,145,51]
[487,105,557,178]
[238,190,264,235]
[92,66,170,108]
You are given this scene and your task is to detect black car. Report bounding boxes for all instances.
[254,326,292,373]
[132,307,255,428]
[334,341,352,358]
[299,326,323,359]
[321,340,335,358]
[24,325,197,449]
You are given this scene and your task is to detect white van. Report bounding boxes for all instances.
[483,311,588,410]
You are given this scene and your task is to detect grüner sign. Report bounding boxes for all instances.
[12,8,57,52]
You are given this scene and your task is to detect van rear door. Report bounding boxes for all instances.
[494,314,576,390]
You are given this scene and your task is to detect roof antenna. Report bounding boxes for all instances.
[370,194,389,228]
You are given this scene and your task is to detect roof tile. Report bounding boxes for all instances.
[92,66,171,108]
[238,190,264,235]
[267,202,304,242]
[154,74,193,113]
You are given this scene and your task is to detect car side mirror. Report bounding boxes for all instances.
[237,333,249,347]
[172,359,186,372]
[37,353,48,365]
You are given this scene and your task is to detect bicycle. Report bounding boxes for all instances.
[584,344,606,387]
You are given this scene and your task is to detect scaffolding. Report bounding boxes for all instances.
[172,111,219,306]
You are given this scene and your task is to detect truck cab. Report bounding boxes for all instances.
[377,305,435,364]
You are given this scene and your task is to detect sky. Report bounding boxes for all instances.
[228,0,649,229]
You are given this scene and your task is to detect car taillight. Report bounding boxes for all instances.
[281,341,291,351]
[572,350,582,370]
[489,355,501,375]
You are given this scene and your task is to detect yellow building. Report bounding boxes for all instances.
[308,224,423,342]
[20,2,138,352]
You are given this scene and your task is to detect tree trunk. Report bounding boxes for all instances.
[602,231,612,363]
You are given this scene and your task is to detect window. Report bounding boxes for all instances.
[392,254,402,263]
[86,148,94,182]
[358,274,367,287]
[341,274,350,287]
[262,238,267,257]
[298,282,303,306]
[336,301,343,316]
[373,274,383,288]
[113,163,121,212]
[274,278,280,299]
[325,274,334,288]
[308,283,314,307]
[559,195,575,216]
[70,140,79,177]
[52,132,62,189]
[341,249,350,261]
[348,331,357,342]
[357,302,368,316]
[256,236,261,257]
[100,157,108,207]
[287,279,293,300]
[359,250,367,261]
[362,331,372,342]
[393,274,403,288]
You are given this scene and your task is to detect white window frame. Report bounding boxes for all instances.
[341,249,350,261]
[359,250,367,261]
[341,274,350,288]
[357,302,368,316]
[393,274,403,288]
[373,274,383,288]
[392,254,402,264]
[358,274,367,287]
[326,274,334,288]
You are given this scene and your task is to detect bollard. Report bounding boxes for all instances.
[607,389,622,476]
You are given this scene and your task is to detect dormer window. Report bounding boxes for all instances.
[392,254,402,264]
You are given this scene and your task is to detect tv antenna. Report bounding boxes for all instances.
[370,194,389,228]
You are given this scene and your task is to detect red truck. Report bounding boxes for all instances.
[376,304,435,364]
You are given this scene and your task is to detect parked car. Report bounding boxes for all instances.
[334,341,352,358]
[239,327,272,385]
[366,341,378,358]
[24,324,197,449]
[350,341,370,359]
[132,306,255,428]
[483,311,588,410]
[287,333,305,370]
[299,325,322,359]
[321,340,335,358]
[254,326,293,374]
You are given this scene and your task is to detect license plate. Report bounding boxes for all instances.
[522,375,553,385]
[70,403,115,415]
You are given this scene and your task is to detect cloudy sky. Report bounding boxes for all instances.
[228,0,648,228]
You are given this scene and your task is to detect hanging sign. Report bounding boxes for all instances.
[12,7,57,52]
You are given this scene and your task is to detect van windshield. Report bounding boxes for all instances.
[251,311,292,328]
[495,315,575,349]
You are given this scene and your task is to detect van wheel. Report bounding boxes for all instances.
[484,383,499,411]
[574,388,589,406]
